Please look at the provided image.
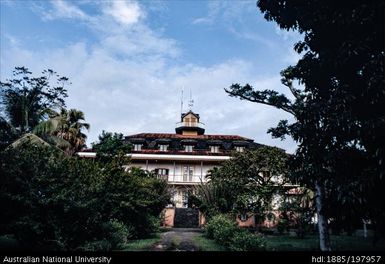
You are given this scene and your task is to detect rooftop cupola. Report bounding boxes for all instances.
[175,111,205,135]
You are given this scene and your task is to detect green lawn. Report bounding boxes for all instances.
[121,234,161,251]
[4,233,383,252]
[192,233,226,251]
[265,235,385,251]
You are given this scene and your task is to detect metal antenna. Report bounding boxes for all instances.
[188,88,194,110]
[180,87,184,115]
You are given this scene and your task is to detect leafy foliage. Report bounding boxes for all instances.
[0,116,18,151]
[92,130,131,163]
[190,180,231,219]
[225,0,385,250]
[0,67,69,133]
[192,147,288,223]
[0,143,170,250]
[33,108,90,154]
[278,187,315,238]
[228,230,266,251]
[204,214,237,243]
[204,214,266,251]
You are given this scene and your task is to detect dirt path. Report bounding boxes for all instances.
[151,228,203,251]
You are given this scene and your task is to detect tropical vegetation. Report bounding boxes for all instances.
[0,67,171,250]
[191,146,288,223]
[204,214,266,251]
[0,67,90,154]
[226,0,384,250]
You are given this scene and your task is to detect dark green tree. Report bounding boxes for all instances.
[192,147,288,223]
[278,187,315,238]
[0,67,69,134]
[0,142,170,250]
[226,0,384,250]
[92,131,131,163]
[0,116,18,150]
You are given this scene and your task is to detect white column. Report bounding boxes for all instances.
[173,161,176,182]
[200,161,203,182]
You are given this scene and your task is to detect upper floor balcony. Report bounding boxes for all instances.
[175,121,205,135]
[175,121,205,129]
[156,174,208,185]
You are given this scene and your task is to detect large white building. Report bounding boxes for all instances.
[124,111,267,208]
[78,111,280,227]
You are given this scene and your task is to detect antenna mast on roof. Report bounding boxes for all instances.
[188,88,194,110]
[180,87,184,115]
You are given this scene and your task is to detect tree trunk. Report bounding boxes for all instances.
[315,181,332,251]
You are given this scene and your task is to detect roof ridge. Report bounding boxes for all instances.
[125,133,252,141]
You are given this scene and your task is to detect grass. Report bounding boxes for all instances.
[121,234,161,251]
[265,235,385,251]
[191,233,226,251]
[4,232,383,252]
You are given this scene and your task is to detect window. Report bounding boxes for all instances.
[155,168,169,180]
[185,145,193,152]
[155,168,169,176]
[235,146,245,152]
[133,144,142,151]
[210,145,219,153]
[183,165,194,182]
[159,144,168,151]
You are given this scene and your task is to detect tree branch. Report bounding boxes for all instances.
[283,79,302,100]
[225,84,296,116]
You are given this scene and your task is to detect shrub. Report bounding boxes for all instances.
[204,214,237,243]
[205,214,266,251]
[100,220,133,249]
[145,215,161,235]
[228,230,266,251]
[0,144,171,250]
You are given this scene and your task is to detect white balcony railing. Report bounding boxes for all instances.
[159,174,207,184]
[175,121,205,129]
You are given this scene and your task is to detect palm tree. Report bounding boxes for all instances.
[33,108,90,155]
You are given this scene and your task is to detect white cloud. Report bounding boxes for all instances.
[2,1,298,154]
[102,1,143,26]
[30,1,176,59]
[274,26,302,41]
[192,1,282,50]
[1,39,298,153]
[2,33,20,47]
[191,1,221,25]
[1,0,17,7]
[40,0,89,21]
[192,17,212,25]
[101,25,179,58]
[33,1,143,29]
[192,1,253,26]
[228,28,277,49]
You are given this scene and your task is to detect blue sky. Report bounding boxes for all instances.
[1,0,301,153]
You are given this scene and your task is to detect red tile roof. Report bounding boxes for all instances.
[131,149,232,155]
[125,133,252,141]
